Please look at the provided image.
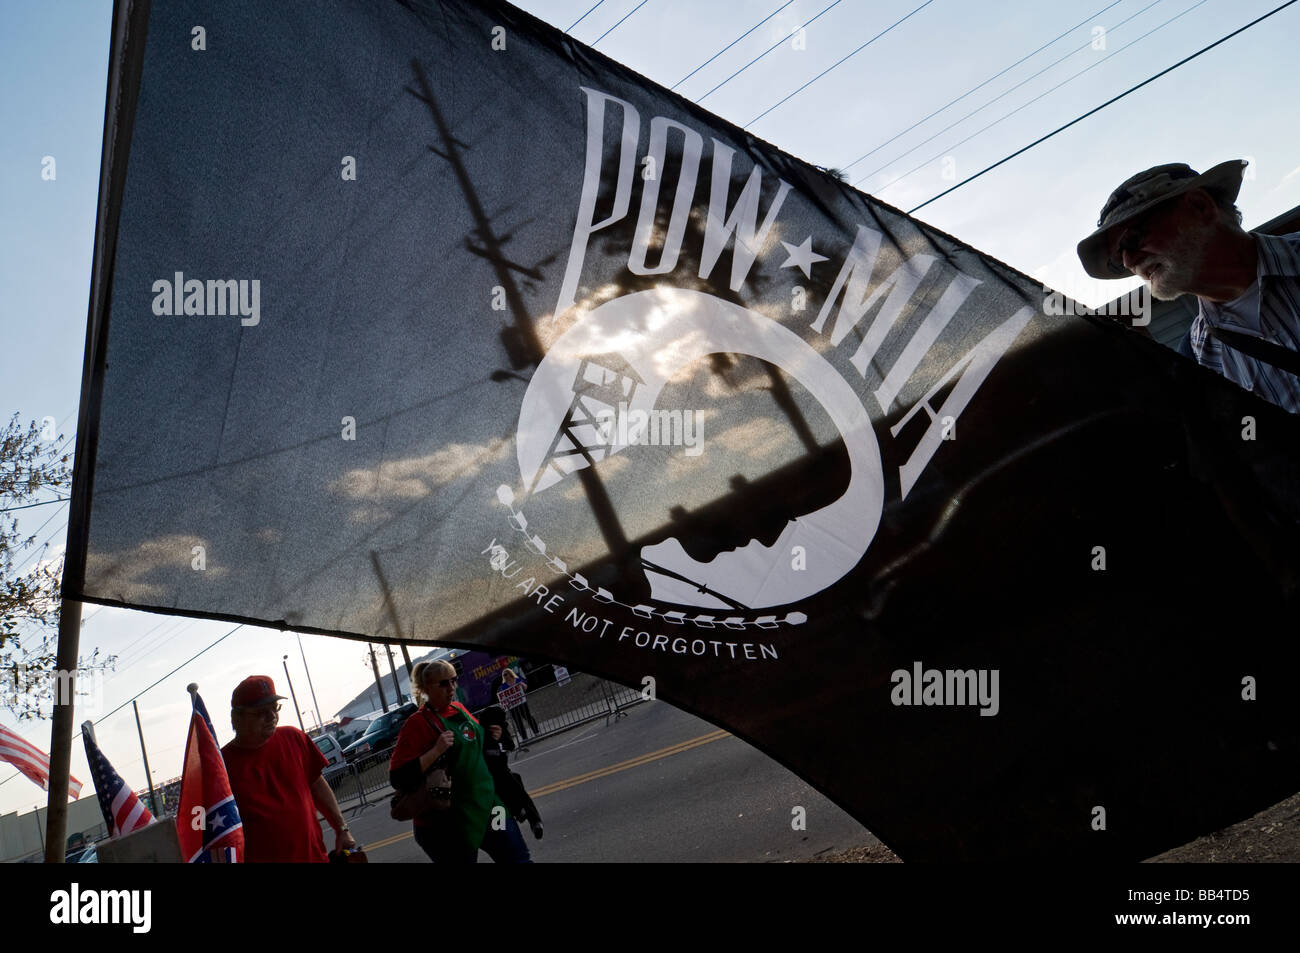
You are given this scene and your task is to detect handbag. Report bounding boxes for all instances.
[389,709,455,822]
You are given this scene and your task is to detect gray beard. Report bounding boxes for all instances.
[1148,280,1186,302]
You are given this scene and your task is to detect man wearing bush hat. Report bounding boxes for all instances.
[1078,159,1300,413]
[222,674,356,862]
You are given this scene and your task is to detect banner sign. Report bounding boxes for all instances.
[69,0,1300,859]
[496,683,527,712]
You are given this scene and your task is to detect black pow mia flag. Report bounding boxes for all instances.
[68,0,1300,860]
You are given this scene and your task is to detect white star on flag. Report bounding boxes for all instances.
[779,236,828,279]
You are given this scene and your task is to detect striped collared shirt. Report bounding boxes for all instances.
[1189,231,1300,414]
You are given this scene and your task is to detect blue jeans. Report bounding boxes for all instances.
[414,813,532,864]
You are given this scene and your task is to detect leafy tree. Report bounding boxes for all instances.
[0,414,112,720]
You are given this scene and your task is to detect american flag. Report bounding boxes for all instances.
[0,724,83,798]
[82,725,153,836]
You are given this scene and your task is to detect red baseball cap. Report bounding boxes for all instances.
[231,675,286,708]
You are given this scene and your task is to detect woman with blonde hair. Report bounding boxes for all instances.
[389,659,531,863]
[500,666,540,740]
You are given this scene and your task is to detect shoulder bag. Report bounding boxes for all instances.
[389,708,455,821]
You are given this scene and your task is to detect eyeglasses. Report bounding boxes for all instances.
[237,705,281,720]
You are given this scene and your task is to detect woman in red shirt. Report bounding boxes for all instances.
[388,660,532,863]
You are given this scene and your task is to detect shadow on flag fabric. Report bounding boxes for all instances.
[1,725,83,799]
[176,692,243,863]
[82,722,152,836]
[65,0,1300,860]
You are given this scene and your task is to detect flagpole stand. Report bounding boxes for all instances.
[44,598,84,863]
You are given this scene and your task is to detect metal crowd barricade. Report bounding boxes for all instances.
[322,674,648,815]
[323,744,404,813]
[489,672,647,750]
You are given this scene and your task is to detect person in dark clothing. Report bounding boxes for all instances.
[480,705,543,840]
[501,668,540,739]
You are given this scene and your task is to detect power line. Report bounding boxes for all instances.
[855,0,1164,188]
[5,502,68,559]
[566,0,606,33]
[747,0,938,126]
[0,622,249,793]
[592,0,651,46]
[114,618,201,673]
[90,623,246,728]
[839,0,1124,174]
[0,497,69,514]
[877,0,1208,197]
[1,427,77,515]
[105,614,186,665]
[672,1,796,91]
[908,0,1299,213]
[696,0,844,103]
[0,616,233,793]
[6,512,69,578]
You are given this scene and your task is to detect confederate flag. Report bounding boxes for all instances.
[176,691,243,863]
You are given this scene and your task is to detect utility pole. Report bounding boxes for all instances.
[370,551,416,681]
[368,645,389,711]
[384,643,403,704]
[408,62,629,559]
[281,655,306,731]
[296,632,323,729]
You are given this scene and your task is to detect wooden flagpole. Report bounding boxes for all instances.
[43,600,83,862]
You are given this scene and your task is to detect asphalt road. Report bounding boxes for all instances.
[337,699,879,862]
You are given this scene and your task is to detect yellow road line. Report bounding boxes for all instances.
[527,729,730,798]
[363,728,731,854]
[365,829,412,851]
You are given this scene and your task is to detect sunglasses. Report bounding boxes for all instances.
[436,678,459,688]
[238,704,281,719]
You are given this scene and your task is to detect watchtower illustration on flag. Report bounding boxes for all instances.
[529,352,644,495]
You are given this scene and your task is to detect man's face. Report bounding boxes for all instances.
[1105,193,1212,301]
[231,703,279,746]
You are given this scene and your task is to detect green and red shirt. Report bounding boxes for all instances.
[390,702,502,853]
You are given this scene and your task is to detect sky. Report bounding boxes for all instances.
[2,0,1298,820]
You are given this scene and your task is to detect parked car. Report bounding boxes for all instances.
[335,711,383,748]
[313,732,346,768]
[64,832,89,863]
[342,702,417,768]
